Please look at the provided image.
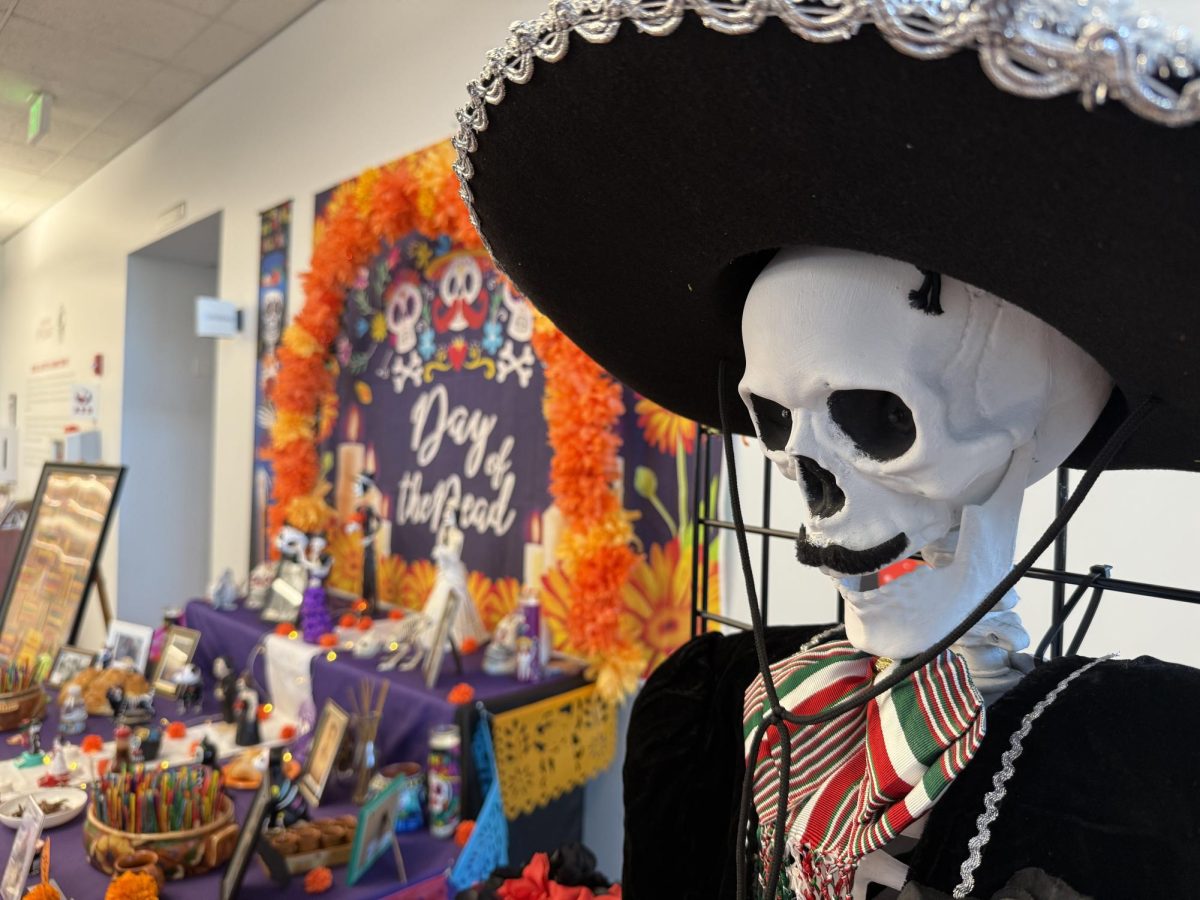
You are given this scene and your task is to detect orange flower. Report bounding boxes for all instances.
[447,683,475,704]
[318,634,337,648]
[166,721,187,739]
[327,529,363,596]
[400,559,437,611]
[355,617,373,631]
[338,614,357,629]
[104,871,158,900]
[635,394,697,455]
[304,866,333,894]
[280,724,297,741]
[460,637,479,654]
[620,537,718,675]
[377,555,407,606]
[454,819,475,847]
[81,734,103,754]
[257,704,272,721]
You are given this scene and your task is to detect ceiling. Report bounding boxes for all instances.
[0,0,322,243]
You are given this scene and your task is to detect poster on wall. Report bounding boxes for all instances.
[312,146,720,675]
[250,201,292,568]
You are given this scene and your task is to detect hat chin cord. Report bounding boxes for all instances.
[718,360,1158,900]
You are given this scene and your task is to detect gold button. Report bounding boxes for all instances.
[873,657,894,673]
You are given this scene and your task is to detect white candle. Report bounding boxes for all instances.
[542,504,563,571]
[523,510,545,589]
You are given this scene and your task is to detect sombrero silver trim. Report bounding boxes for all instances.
[453,0,1199,251]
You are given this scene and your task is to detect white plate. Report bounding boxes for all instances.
[0,788,87,829]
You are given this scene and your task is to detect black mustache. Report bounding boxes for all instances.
[794,527,909,576]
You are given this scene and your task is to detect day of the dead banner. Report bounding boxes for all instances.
[313,149,719,675]
[250,201,292,569]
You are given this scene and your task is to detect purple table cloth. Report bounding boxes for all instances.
[0,690,454,899]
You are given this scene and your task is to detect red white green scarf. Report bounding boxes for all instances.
[743,639,985,899]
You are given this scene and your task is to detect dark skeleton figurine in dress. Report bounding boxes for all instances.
[349,471,381,614]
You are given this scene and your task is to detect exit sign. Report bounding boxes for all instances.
[27,91,49,145]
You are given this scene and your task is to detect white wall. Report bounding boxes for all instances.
[118,252,217,626]
[0,0,546,601]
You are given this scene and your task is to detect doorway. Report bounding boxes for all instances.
[118,213,221,625]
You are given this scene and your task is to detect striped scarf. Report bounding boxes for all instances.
[743,639,984,899]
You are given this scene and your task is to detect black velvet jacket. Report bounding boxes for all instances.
[622,627,1200,899]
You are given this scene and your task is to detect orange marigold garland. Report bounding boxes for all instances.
[266,143,479,548]
[532,313,645,700]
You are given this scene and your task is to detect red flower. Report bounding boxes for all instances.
[447,683,475,705]
[498,853,551,900]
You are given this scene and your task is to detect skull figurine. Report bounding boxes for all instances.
[386,272,424,354]
[739,247,1112,662]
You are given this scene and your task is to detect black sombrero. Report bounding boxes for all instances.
[454,0,1200,471]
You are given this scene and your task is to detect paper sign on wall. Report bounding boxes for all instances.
[70,384,98,419]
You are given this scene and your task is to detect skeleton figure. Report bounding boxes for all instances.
[386,271,424,353]
[432,256,487,333]
[739,247,1112,668]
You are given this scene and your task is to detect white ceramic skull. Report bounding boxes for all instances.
[501,280,534,342]
[739,247,1112,659]
[386,275,423,353]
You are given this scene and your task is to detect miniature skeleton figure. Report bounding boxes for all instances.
[266,746,309,829]
[172,662,203,716]
[212,656,239,724]
[234,678,261,747]
[37,739,70,787]
[422,510,487,649]
[349,471,382,613]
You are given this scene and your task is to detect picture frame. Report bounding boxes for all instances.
[346,774,407,887]
[219,776,274,900]
[0,463,125,663]
[259,560,306,624]
[298,700,350,808]
[152,625,201,696]
[0,796,45,900]
[46,645,97,689]
[105,620,155,675]
[422,589,459,690]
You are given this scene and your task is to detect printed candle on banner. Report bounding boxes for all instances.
[336,405,366,522]
[541,504,563,571]
[522,510,545,589]
[377,493,393,558]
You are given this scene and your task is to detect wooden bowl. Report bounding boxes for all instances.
[83,794,237,880]
[0,686,45,732]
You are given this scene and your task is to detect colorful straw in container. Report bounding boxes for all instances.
[90,765,224,833]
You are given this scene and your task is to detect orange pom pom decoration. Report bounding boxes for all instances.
[387,608,405,620]
[275,622,295,637]
[81,734,103,754]
[454,819,475,847]
[338,614,357,629]
[104,870,159,900]
[166,721,187,740]
[280,724,297,741]
[304,866,334,894]
[318,633,338,648]
[460,637,479,654]
[355,617,373,631]
[447,683,475,705]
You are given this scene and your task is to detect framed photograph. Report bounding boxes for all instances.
[152,625,201,696]
[105,620,155,675]
[0,796,45,900]
[219,776,274,900]
[0,463,125,663]
[346,775,406,887]
[298,699,349,808]
[260,560,305,624]
[422,589,460,690]
[46,645,96,689]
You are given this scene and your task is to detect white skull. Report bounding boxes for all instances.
[501,280,534,342]
[439,256,484,332]
[275,525,307,561]
[262,289,285,348]
[386,276,423,353]
[739,247,1112,659]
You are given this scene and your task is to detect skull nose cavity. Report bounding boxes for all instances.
[794,455,845,519]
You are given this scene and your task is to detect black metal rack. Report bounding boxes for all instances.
[689,426,1200,656]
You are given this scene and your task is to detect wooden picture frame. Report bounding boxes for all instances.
[0,797,44,900]
[422,589,459,690]
[0,463,124,663]
[152,625,201,696]
[46,645,97,689]
[105,619,155,675]
[219,776,274,900]
[346,774,407,887]
[298,700,350,808]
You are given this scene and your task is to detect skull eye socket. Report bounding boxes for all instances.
[827,389,916,461]
[749,393,792,451]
